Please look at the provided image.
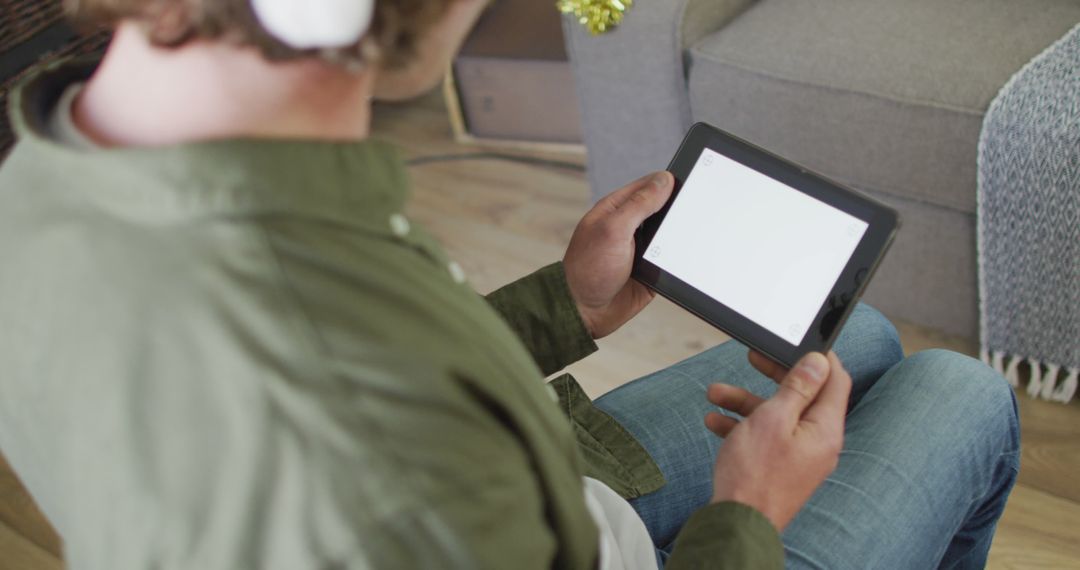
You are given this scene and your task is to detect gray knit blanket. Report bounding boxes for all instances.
[978,23,1080,403]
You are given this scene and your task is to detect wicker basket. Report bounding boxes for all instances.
[1,0,110,159]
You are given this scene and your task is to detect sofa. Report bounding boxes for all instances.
[561,0,1080,338]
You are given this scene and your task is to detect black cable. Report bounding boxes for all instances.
[406,151,586,172]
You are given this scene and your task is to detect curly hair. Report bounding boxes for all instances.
[64,0,454,69]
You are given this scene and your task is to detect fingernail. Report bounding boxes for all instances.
[651,172,668,188]
[797,352,828,382]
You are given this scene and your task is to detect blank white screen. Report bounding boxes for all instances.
[644,148,867,345]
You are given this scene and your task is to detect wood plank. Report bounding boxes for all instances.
[0,451,61,559]
[1013,396,1080,505]
[567,297,731,398]
[893,318,978,357]
[987,483,1080,569]
[0,517,62,570]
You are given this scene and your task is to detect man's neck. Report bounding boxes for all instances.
[74,23,376,148]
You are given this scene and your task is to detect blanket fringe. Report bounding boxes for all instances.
[1039,363,1062,400]
[990,351,1007,378]
[979,349,1076,402]
[1055,368,1079,403]
[1003,355,1021,388]
[1026,358,1043,398]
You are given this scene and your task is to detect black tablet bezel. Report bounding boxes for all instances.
[632,122,900,368]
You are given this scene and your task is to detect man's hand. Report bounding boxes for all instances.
[706,351,851,532]
[563,172,674,338]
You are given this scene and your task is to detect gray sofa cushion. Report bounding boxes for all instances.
[687,0,1080,214]
[862,190,979,337]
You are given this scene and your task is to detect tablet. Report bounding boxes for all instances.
[633,123,899,368]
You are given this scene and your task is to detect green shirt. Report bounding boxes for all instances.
[0,60,782,569]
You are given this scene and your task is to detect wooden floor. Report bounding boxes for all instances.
[2,89,1079,569]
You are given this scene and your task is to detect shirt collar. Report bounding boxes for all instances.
[7,58,410,228]
[48,82,101,151]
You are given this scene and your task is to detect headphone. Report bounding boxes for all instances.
[250,0,375,49]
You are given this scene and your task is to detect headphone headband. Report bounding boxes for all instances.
[251,0,375,50]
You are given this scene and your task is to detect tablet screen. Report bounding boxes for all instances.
[643,148,868,346]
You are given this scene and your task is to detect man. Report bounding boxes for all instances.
[0,0,1019,568]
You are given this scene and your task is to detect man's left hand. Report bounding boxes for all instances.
[563,171,674,339]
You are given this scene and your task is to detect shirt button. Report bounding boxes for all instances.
[447,261,467,284]
[389,213,411,237]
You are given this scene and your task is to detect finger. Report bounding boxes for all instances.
[748,350,788,384]
[705,412,739,438]
[771,352,830,418]
[802,352,853,431]
[604,171,673,238]
[707,383,766,417]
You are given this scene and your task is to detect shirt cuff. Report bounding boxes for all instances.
[485,262,598,376]
[665,501,784,569]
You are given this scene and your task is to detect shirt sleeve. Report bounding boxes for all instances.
[665,502,785,569]
[484,262,598,376]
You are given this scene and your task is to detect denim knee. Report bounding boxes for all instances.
[893,349,1020,452]
[834,303,904,386]
[846,304,902,357]
[902,349,1015,404]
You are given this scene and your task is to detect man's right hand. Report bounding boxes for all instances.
[705,351,851,532]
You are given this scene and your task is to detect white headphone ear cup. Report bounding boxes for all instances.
[251,0,375,49]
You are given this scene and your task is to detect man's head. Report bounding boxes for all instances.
[68,0,481,99]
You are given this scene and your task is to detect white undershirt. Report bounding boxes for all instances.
[584,477,660,570]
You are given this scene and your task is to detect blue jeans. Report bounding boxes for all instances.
[594,304,1020,569]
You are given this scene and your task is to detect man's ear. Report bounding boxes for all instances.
[143,1,195,45]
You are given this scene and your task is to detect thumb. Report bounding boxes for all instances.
[607,171,673,236]
[771,352,830,417]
